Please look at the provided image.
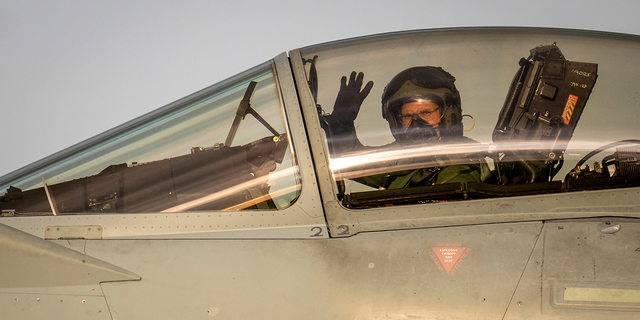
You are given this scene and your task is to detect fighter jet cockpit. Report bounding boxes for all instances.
[299,29,640,209]
[2,28,640,222]
[0,63,301,215]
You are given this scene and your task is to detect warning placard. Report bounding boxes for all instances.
[562,94,578,125]
[430,246,471,274]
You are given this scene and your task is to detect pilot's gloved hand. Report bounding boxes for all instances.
[329,71,374,128]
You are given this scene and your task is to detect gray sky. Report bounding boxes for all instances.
[1,0,640,178]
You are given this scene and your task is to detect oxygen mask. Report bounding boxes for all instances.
[401,112,440,145]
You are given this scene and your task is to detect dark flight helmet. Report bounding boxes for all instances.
[381,66,463,144]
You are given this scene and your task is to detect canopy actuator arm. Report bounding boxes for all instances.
[225,81,280,146]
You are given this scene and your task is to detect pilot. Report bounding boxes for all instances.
[323,66,490,189]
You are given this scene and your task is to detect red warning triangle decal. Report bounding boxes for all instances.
[432,247,465,273]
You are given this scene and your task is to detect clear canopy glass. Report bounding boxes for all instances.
[300,28,640,208]
[0,62,301,214]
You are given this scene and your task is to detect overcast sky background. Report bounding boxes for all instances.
[1,1,640,178]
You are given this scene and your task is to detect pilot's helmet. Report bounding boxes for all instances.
[381,66,462,145]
